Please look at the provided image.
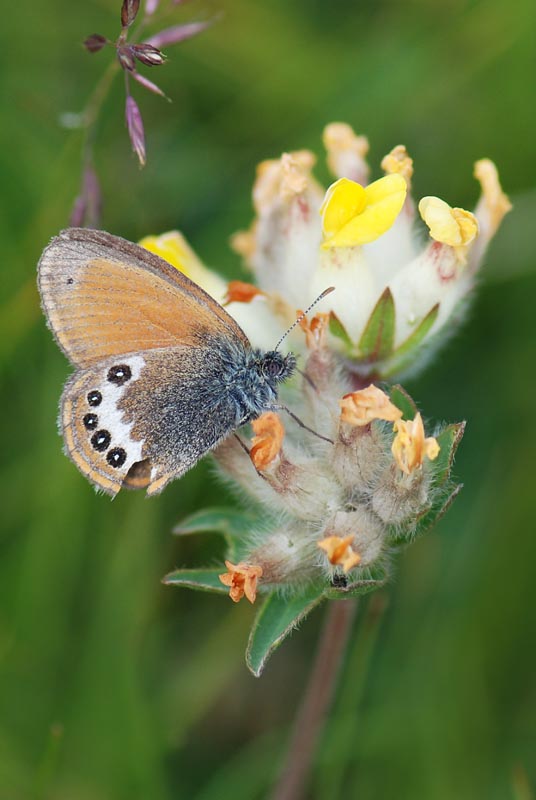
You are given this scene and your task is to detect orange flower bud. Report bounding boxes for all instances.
[392,412,440,474]
[219,561,263,603]
[340,385,402,427]
[318,535,361,573]
[250,412,285,470]
[230,227,257,260]
[224,280,263,305]
[381,144,414,186]
[298,312,330,350]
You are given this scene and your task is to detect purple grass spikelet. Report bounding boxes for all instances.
[146,20,213,49]
[83,34,108,53]
[125,94,146,167]
[121,0,140,28]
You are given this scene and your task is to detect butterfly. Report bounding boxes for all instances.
[38,228,297,496]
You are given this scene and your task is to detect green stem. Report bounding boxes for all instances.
[315,593,389,798]
[81,58,120,167]
[270,599,359,800]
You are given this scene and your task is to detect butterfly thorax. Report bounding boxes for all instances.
[216,342,296,425]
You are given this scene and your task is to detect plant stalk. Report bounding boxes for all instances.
[271,598,359,800]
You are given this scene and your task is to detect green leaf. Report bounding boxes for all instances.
[358,288,396,361]
[389,384,417,420]
[163,568,228,594]
[173,507,257,561]
[412,483,463,540]
[329,311,354,351]
[383,303,439,375]
[246,587,325,677]
[433,422,466,485]
[173,507,255,536]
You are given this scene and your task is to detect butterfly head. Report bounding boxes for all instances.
[258,350,297,386]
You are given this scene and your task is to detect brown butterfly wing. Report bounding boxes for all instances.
[38,227,249,367]
[62,347,243,496]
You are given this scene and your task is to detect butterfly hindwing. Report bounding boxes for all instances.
[38,227,249,367]
[62,346,243,496]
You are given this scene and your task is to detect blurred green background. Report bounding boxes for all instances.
[1,0,535,797]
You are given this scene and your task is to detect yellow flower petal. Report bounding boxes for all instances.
[418,196,479,264]
[320,178,367,239]
[474,159,512,236]
[391,413,440,475]
[139,231,202,277]
[139,230,227,300]
[321,174,407,248]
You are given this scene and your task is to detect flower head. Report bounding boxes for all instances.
[228,123,510,378]
[163,122,489,671]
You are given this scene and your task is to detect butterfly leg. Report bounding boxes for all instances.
[233,433,268,480]
[267,405,334,445]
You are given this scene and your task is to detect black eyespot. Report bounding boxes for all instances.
[107,447,127,468]
[107,364,132,385]
[83,413,98,430]
[91,429,111,452]
[67,277,74,285]
[87,390,102,407]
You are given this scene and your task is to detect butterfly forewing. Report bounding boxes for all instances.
[38,228,248,367]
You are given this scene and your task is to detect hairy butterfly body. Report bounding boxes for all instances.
[38,228,296,496]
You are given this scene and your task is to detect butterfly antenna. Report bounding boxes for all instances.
[274,286,335,351]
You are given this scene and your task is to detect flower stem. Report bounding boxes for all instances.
[82,59,120,166]
[270,598,359,800]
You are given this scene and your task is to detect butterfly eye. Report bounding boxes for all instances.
[107,364,132,385]
[87,390,102,407]
[91,429,111,452]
